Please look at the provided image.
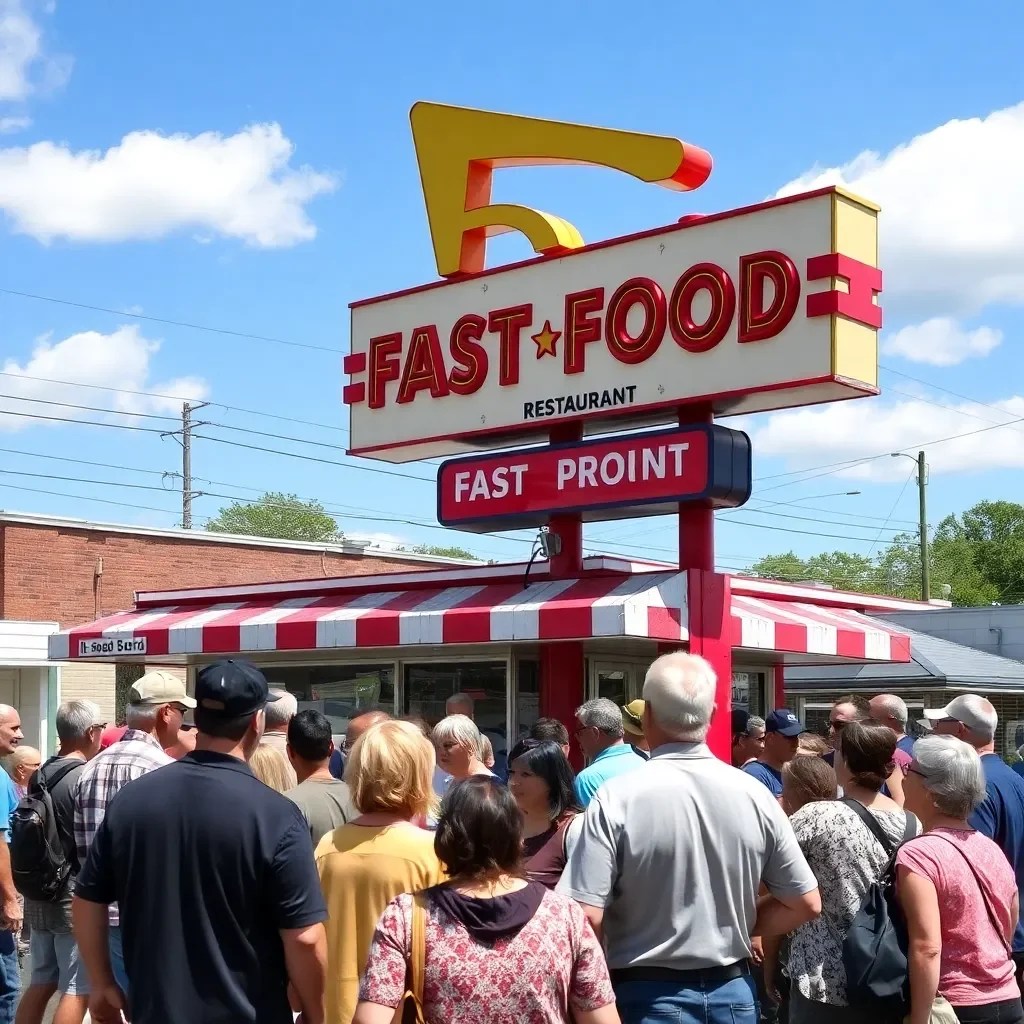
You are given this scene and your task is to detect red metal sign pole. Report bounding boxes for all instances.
[677,405,732,761]
[542,422,586,768]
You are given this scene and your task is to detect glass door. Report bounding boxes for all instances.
[589,661,642,707]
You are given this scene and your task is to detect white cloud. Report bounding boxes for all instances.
[0,115,29,134]
[776,102,1024,314]
[0,324,208,431]
[0,123,337,246]
[0,0,69,102]
[748,394,1024,483]
[881,317,1002,366]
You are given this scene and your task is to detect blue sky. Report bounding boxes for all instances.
[0,0,1022,573]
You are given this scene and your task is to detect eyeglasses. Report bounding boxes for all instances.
[907,764,930,779]
[829,720,849,732]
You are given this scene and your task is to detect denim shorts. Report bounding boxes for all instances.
[29,930,89,995]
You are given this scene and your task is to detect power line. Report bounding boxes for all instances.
[0,370,351,437]
[868,468,916,556]
[189,432,436,483]
[715,515,908,544]
[0,391,180,422]
[0,286,342,355]
[0,481,183,519]
[716,505,905,536]
[0,407,436,484]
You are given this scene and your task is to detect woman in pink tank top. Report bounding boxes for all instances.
[900,735,1022,1024]
[507,738,581,889]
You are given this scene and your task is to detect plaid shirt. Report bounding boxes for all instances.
[73,729,173,926]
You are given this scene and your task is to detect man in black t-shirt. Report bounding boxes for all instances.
[18,700,105,1024]
[73,660,328,1024]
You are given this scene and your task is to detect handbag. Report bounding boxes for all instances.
[392,891,427,1024]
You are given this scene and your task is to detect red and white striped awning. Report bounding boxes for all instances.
[731,594,912,662]
[48,571,913,664]
[49,571,689,661]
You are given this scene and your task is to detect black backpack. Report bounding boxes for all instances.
[841,798,917,1015]
[10,757,80,902]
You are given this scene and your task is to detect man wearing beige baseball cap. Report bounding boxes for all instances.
[72,669,194,999]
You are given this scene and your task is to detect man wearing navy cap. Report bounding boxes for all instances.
[742,709,805,799]
[73,660,328,1024]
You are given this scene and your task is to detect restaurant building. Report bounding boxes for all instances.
[48,102,904,762]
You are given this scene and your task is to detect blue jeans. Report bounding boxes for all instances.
[615,974,759,1024]
[0,930,19,1024]
[109,925,130,998]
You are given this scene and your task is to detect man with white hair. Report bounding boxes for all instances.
[925,693,1024,980]
[73,671,192,1000]
[259,688,298,789]
[870,693,916,756]
[0,704,22,1023]
[445,692,474,718]
[573,697,646,807]
[559,652,821,1024]
[17,700,105,1024]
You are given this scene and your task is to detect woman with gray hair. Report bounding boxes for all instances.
[898,736,1022,1024]
[432,714,495,783]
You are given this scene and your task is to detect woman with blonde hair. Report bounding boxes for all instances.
[432,714,495,781]
[248,742,294,794]
[316,718,445,1024]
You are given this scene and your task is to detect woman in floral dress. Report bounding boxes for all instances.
[353,776,618,1024]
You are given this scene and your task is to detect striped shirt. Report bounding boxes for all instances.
[73,729,172,926]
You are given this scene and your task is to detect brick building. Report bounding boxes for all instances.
[0,511,476,754]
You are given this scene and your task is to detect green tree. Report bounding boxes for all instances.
[411,543,479,561]
[748,551,807,582]
[748,550,881,592]
[749,499,1024,606]
[206,492,340,542]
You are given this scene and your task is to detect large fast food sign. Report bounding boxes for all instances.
[345,104,882,464]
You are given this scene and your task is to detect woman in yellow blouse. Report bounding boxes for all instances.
[315,719,445,1024]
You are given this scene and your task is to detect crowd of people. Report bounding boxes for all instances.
[0,658,1019,1024]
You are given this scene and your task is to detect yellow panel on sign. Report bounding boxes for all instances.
[410,102,713,277]
[830,190,881,390]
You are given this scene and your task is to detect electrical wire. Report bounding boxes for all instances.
[0,287,342,355]
[0,369,352,437]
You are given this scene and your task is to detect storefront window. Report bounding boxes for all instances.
[516,659,539,742]
[597,668,628,706]
[404,661,508,777]
[259,663,394,738]
[732,671,766,717]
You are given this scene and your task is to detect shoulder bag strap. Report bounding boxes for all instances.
[842,797,899,858]
[36,758,80,794]
[927,832,1012,956]
[411,892,426,1004]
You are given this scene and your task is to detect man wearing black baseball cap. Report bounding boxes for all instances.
[742,709,805,799]
[73,661,327,1024]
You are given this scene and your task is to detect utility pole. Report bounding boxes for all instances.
[918,450,929,602]
[178,402,209,529]
[891,450,930,601]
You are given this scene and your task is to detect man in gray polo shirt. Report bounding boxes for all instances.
[559,651,821,1024]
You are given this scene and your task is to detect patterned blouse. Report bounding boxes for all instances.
[359,888,615,1024]
[789,800,914,1004]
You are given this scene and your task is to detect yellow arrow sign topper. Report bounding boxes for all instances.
[410,102,713,278]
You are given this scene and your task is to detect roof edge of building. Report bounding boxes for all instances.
[0,510,483,565]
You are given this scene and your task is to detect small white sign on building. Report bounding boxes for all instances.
[78,636,148,658]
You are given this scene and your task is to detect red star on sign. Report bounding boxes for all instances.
[531,320,561,358]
